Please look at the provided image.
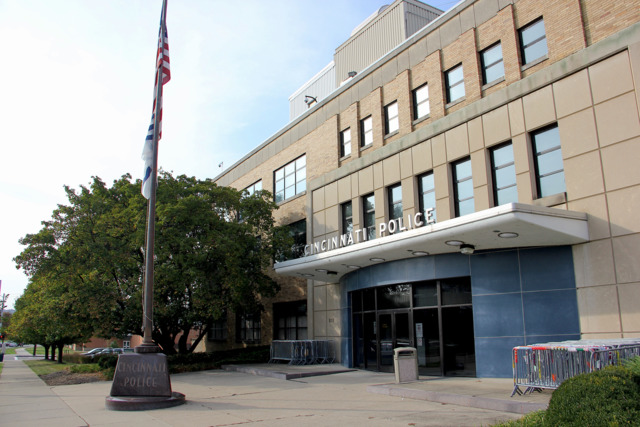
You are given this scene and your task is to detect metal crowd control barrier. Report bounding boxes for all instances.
[269,340,336,365]
[512,339,640,397]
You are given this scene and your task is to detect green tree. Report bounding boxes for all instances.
[15,172,290,354]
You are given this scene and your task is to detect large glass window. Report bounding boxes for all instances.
[363,193,376,240]
[236,312,261,343]
[388,183,403,222]
[385,101,399,135]
[418,172,436,222]
[445,64,465,104]
[413,83,430,120]
[453,157,474,217]
[289,219,306,259]
[208,311,228,342]
[274,301,307,340]
[519,18,548,65]
[341,201,353,235]
[243,180,262,197]
[360,116,373,147]
[274,155,306,203]
[490,142,517,205]
[340,128,351,158]
[532,124,565,198]
[480,42,505,85]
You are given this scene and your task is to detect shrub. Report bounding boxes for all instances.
[97,354,119,369]
[69,363,101,374]
[544,366,640,426]
[623,356,640,377]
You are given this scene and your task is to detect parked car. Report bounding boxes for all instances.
[89,347,134,359]
[81,347,105,357]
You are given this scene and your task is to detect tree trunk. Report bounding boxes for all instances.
[187,327,208,354]
[32,344,37,356]
[177,329,189,354]
[44,345,50,360]
[50,346,55,361]
[57,344,64,364]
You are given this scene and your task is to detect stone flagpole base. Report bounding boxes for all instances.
[105,346,186,411]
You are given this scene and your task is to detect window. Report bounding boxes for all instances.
[388,183,403,224]
[453,158,474,217]
[532,125,565,198]
[274,155,306,203]
[340,128,351,158]
[418,172,436,221]
[490,143,517,205]
[362,193,376,240]
[384,101,399,135]
[519,18,548,65]
[236,312,261,343]
[208,312,228,342]
[341,201,353,235]
[289,219,307,259]
[360,116,373,147]
[122,341,131,349]
[445,64,465,104]
[413,83,430,120]
[243,180,262,197]
[480,42,505,85]
[274,301,307,340]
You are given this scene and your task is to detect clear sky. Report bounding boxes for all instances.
[0,0,457,309]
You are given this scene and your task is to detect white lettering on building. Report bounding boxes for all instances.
[303,208,435,256]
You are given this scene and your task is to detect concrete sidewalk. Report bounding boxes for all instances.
[0,349,550,426]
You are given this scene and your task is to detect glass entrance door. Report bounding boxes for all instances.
[378,311,412,372]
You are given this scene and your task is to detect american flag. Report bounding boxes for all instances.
[141,0,171,199]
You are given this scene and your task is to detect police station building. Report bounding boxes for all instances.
[213,0,640,378]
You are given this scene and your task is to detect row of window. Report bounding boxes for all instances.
[208,301,308,343]
[338,123,564,243]
[338,17,549,159]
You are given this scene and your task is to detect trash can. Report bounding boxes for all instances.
[393,347,418,383]
[0,353,4,362]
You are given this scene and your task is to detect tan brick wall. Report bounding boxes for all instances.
[410,50,445,126]
[441,29,482,113]
[581,0,640,45]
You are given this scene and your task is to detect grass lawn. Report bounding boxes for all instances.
[24,359,73,376]
[3,348,16,355]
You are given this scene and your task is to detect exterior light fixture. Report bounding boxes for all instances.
[445,240,464,246]
[498,232,519,238]
[346,265,361,269]
[299,273,314,278]
[348,71,357,78]
[411,251,429,256]
[369,257,385,262]
[304,95,317,106]
[460,244,475,255]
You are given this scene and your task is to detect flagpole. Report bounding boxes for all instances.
[140,0,168,352]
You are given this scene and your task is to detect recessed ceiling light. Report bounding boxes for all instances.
[369,257,385,262]
[445,240,464,246]
[315,269,328,273]
[346,265,361,269]
[498,232,519,238]
[299,273,314,278]
[411,251,429,256]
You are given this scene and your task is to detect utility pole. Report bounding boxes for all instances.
[0,292,8,356]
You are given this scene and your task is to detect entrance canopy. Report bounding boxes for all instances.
[274,203,589,281]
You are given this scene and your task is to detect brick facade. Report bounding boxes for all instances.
[213,0,640,359]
